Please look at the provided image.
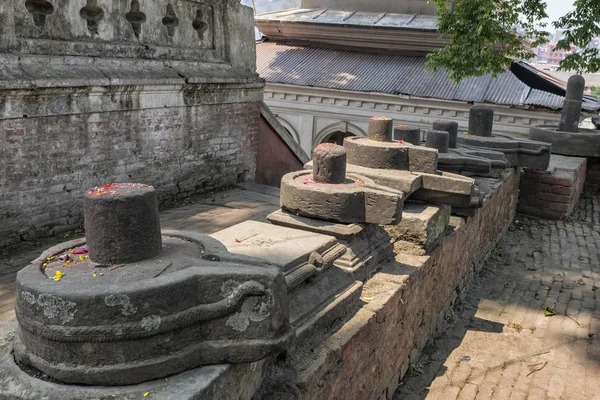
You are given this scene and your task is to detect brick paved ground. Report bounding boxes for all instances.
[395,191,600,400]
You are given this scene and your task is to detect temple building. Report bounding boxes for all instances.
[255,0,600,155]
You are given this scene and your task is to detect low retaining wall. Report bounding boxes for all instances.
[519,155,587,220]
[586,157,600,193]
[284,168,520,399]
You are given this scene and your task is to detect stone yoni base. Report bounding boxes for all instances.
[519,155,587,220]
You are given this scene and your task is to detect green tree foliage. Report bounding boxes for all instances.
[427,0,600,82]
[554,0,600,73]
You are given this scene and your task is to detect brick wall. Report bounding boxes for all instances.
[519,155,587,220]
[292,169,520,400]
[586,157,600,193]
[0,100,260,248]
[255,115,304,188]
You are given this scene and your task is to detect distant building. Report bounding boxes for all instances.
[537,43,576,66]
[255,0,600,155]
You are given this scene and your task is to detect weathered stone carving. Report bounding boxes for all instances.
[267,210,393,281]
[13,183,292,386]
[281,143,405,224]
[345,118,438,174]
[337,117,483,213]
[84,184,162,264]
[424,124,507,175]
[425,129,449,153]
[530,75,600,157]
[432,120,458,148]
[125,0,146,38]
[25,0,54,28]
[212,221,363,348]
[162,3,180,37]
[458,105,552,170]
[394,124,421,146]
[79,0,104,35]
[193,9,210,41]
[560,75,585,133]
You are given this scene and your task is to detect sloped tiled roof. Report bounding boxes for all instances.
[256,41,579,111]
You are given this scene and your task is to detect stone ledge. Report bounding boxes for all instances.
[284,168,520,399]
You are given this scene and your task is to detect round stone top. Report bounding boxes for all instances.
[85,182,155,198]
[314,142,346,154]
[83,182,162,264]
[313,143,347,184]
[566,75,586,101]
[368,116,394,142]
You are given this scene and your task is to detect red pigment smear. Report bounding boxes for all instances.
[299,177,319,185]
[396,140,405,144]
[234,239,242,243]
[87,183,154,197]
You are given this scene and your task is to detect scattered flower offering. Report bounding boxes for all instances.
[52,271,64,281]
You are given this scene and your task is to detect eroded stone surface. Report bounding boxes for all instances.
[433,120,458,149]
[530,126,600,157]
[83,183,162,264]
[385,202,450,251]
[211,220,363,346]
[345,137,438,174]
[280,170,404,224]
[394,125,421,146]
[459,106,551,170]
[266,209,394,281]
[312,143,347,184]
[368,116,394,142]
[425,129,449,153]
[14,230,292,386]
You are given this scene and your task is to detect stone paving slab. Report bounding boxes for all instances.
[0,186,280,324]
[394,191,600,400]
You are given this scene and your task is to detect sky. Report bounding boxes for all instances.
[545,0,575,22]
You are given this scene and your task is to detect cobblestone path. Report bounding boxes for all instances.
[395,192,600,400]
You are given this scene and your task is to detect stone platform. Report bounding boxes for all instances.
[0,170,520,399]
[519,155,587,220]
[269,168,520,399]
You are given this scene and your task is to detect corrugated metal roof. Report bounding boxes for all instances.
[254,8,438,31]
[256,41,572,110]
[525,89,565,110]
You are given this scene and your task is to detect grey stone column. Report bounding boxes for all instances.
[394,125,421,145]
[425,130,449,153]
[313,143,347,184]
[433,120,458,148]
[468,105,494,137]
[83,183,163,264]
[368,116,394,142]
[559,75,585,133]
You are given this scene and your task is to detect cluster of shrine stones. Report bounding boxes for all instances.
[7,75,598,394]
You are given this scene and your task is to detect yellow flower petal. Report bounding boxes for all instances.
[143,392,150,397]
[93,272,97,277]
[52,271,64,281]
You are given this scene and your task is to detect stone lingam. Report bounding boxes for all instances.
[280,143,406,224]
[530,75,600,157]
[427,120,509,176]
[10,183,292,388]
[321,116,484,213]
[457,105,552,170]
